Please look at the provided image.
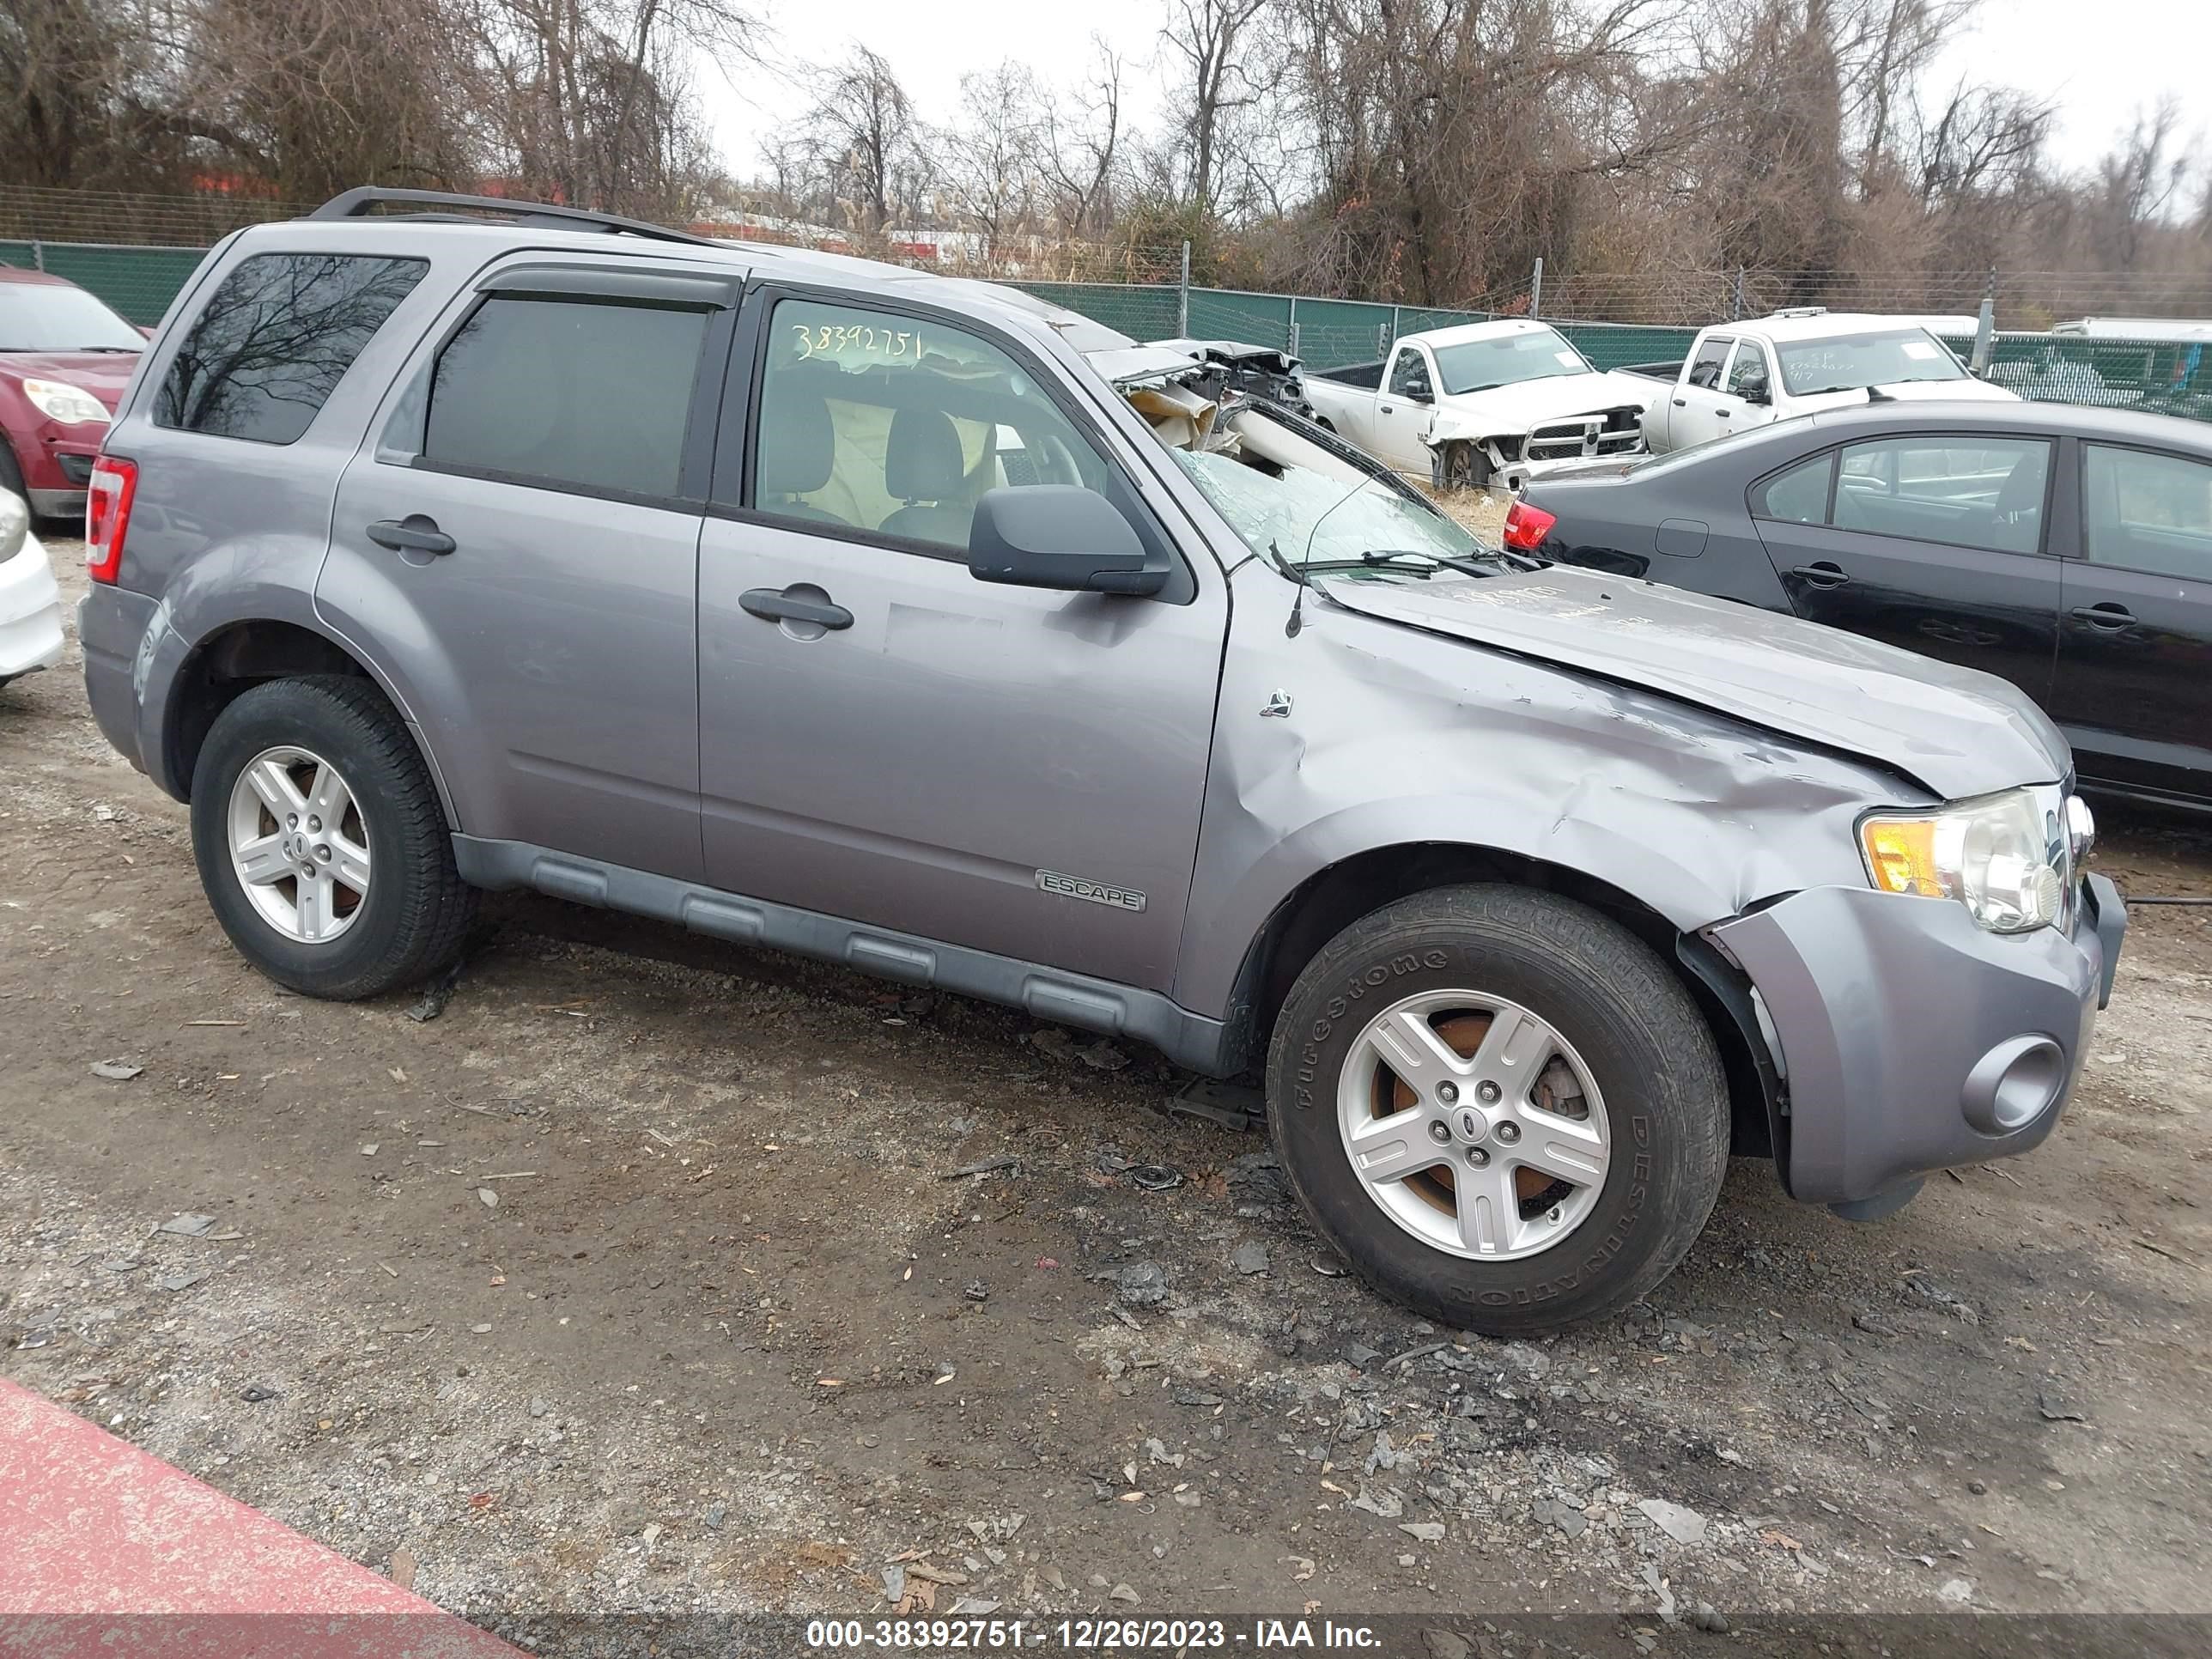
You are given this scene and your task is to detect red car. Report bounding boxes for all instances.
[0,267,144,521]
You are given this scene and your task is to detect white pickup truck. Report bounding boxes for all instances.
[1631,309,2018,453]
[1304,319,1656,490]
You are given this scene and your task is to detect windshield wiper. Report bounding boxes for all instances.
[1308,549,1499,580]
[73,344,142,353]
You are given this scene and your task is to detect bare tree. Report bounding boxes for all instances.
[1158,0,1277,212]
[939,60,1039,252]
[2088,99,2189,270]
[1033,35,1124,237]
[801,44,921,234]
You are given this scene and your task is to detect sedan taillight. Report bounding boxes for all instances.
[85,455,137,584]
[1501,499,1557,552]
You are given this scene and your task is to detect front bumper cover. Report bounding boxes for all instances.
[1711,875,2123,1206]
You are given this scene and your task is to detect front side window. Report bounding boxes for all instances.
[155,252,425,443]
[751,297,1116,553]
[2082,444,2212,581]
[423,295,710,498]
[1727,341,1771,400]
[1388,349,1432,398]
[1686,336,1732,391]
[1830,435,2051,555]
[1777,329,1967,396]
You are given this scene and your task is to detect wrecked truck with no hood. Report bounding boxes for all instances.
[81,192,2124,1333]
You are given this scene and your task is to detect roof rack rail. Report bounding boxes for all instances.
[307,188,720,249]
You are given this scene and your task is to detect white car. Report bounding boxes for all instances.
[0,490,64,689]
[1304,320,1658,489]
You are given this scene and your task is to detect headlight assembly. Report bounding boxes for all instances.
[22,378,109,426]
[1859,787,2069,933]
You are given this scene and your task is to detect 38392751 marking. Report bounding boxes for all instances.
[804,1619,1029,1650]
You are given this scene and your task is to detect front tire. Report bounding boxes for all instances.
[1265,885,1729,1334]
[190,676,475,999]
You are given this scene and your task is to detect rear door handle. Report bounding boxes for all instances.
[2070,603,2137,631]
[739,586,854,630]
[1671,397,1687,407]
[1791,562,1850,589]
[366,515,455,556]
[1379,404,1395,414]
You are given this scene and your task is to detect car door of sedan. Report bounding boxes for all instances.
[1747,431,2064,704]
[2049,439,2212,803]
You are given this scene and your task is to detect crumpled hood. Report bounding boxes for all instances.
[1429,370,1656,435]
[0,349,140,409]
[1318,564,2069,800]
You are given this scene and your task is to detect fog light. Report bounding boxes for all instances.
[1961,1035,2066,1134]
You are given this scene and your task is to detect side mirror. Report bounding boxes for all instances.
[1740,381,1771,407]
[1407,385,1433,405]
[969,486,1165,597]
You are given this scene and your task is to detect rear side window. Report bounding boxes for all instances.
[422,296,708,499]
[1754,452,1832,523]
[155,253,425,444]
[1686,336,1731,390]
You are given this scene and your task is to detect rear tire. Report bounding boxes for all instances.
[190,676,475,999]
[1265,884,1729,1334]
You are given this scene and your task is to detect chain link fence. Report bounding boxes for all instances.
[4,199,2208,426]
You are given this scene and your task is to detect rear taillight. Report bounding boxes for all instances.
[1501,499,1557,552]
[85,455,137,584]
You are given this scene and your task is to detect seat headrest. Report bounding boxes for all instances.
[884,407,965,502]
[758,386,836,497]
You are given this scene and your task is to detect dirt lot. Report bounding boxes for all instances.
[4,545,2209,1650]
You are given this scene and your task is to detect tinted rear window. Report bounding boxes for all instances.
[154,253,426,444]
[421,295,708,500]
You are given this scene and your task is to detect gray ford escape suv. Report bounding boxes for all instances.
[79,190,2125,1333]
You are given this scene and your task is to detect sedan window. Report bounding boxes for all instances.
[1831,436,2051,556]
[2083,445,2212,581]
[1753,453,1832,524]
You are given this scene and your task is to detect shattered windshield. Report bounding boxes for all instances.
[1173,446,1492,571]
[1431,327,1593,395]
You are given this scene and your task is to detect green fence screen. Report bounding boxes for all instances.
[0,240,208,325]
[7,240,2208,426]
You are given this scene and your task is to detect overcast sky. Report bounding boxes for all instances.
[695,0,2206,185]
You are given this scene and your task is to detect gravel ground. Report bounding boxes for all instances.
[3,544,2209,1651]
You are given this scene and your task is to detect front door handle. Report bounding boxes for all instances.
[1716,406,1733,417]
[2070,603,2137,631]
[366,515,455,556]
[739,586,854,630]
[1672,397,1687,407]
[1791,562,1851,589]
[1379,404,1395,415]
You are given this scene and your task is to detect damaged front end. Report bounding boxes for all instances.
[1428,404,1649,494]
